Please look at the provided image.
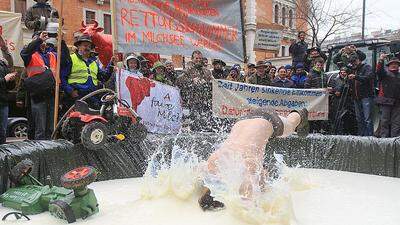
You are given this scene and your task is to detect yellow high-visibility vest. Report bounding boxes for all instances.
[68,53,99,85]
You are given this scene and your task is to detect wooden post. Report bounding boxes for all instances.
[111,0,118,53]
[53,0,64,131]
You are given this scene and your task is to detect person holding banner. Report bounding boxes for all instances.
[176,50,213,132]
[248,61,272,86]
[0,35,16,144]
[271,66,295,88]
[199,107,309,210]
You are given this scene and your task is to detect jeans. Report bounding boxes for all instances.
[379,103,400,138]
[354,97,374,136]
[0,105,8,144]
[30,97,54,140]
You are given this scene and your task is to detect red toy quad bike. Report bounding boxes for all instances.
[61,90,147,150]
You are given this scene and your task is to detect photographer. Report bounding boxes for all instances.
[333,45,366,68]
[20,31,68,140]
[25,0,59,32]
[0,35,16,144]
[330,67,356,135]
[289,31,308,67]
[347,55,375,136]
[376,53,400,137]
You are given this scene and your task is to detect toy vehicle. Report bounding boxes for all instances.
[0,160,99,223]
[61,90,147,150]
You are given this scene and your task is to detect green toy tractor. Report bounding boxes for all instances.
[0,159,99,223]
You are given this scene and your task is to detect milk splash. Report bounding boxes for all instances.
[140,138,313,225]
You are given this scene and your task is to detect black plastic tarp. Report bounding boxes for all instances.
[1,134,399,195]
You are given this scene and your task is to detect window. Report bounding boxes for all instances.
[85,10,96,25]
[274,5,279,23]
[14,0,27,20]
[281,46,286,57]
[289,10,293,28]
[103,14,112,34]
[282,7,286,26]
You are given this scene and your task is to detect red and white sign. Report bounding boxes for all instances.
[118,69,183,134]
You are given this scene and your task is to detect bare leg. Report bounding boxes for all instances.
[199,108,308,210]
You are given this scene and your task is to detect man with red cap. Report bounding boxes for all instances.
[376,53,400,137]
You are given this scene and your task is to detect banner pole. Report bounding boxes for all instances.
[111,0,118,53]
[53,0,64,133]
[239,0,248,63]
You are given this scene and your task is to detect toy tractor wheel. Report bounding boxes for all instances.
[81,121,108,151]
[130,123,148,143]
[61,166,97,190]
[9,159,34,185]
[49,200,76,224]
[61,118,72,140]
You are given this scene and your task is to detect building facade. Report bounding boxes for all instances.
[1,0,111,45]
[251,0,307,64]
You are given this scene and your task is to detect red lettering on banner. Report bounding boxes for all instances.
[125,31,138,44]
[142,31,184,47]
[0,26,2,36]
[221,105,251,117]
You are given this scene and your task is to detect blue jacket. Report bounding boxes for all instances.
[61,52,113,98]
[291,72,308,88]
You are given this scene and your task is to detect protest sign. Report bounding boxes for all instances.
[118,69,183,134]
[112,0,244,62]
[212,79,329,120]
[0,11,24,67]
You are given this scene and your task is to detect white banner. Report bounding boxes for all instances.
[0,11,24,67]
[212,79,329,120]
[118,69,183,134]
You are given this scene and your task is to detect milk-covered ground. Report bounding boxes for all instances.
[1,168,399,225]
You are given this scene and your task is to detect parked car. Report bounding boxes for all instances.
[7,117,28,138]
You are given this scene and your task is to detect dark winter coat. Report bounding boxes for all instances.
[0,48,14,105]
[304,69,329,89]
[271,77,295,88]
[376,60,400,100]
[350,63,375,100]
[289,41,308,66]
[25,2,59,32]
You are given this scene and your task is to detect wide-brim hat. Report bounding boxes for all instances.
[307,46,321,54]
[247,63,256,68]
[255,60,267,68]
[387,57,400,66]
[212,59,226,66]
[74,35,93,47]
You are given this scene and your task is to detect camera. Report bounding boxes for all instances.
[48,33,58,38]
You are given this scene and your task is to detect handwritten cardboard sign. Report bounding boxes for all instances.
[113,0,244,62]
[118,69,183,134]
[212,79,329,120]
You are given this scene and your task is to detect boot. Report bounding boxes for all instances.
[291,108,309,137]
[198,187,224,211]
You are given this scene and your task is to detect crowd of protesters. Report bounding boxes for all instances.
[1,0,400,145]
